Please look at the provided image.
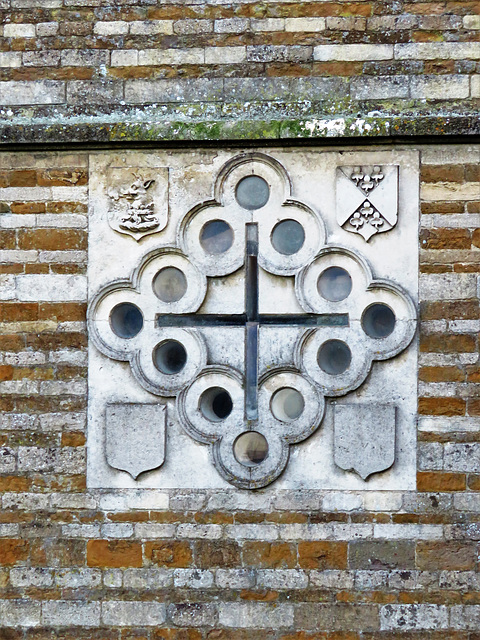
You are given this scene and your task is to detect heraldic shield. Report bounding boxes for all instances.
[336,165,399,242]
[334,404,396,480]
[106,403,166,479]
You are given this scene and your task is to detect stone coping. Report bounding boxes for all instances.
[0,101,479,145]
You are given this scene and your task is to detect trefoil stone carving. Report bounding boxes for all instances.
[337,165,398,242]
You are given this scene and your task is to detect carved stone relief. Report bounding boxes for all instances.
[107,167,168,241]
[337,166,398,241]
[87,149,419,491]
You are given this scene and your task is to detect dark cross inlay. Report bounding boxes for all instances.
[156,223,349,421]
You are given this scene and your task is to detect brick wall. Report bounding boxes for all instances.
[0,0,479,141]
[0,144,479,636]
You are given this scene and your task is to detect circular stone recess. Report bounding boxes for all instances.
[271,219,305,255]
[109,302,143,339]
[235,175,270,210]
[317,266,352,302]
[153,267,188,303]
[153,340,187,374]
[200,220,234,255]
[199,387,233,421]
[271,387,305,421]
[317,339,352,375]
[362,303,396,338]
[233,431,269,467]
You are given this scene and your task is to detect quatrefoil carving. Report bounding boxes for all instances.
[88,153,416,489]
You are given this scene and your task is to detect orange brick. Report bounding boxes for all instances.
[420,334,476,353]
[0,365,13,381]
[9,170,37,187]
[87,540,142,568]
[18,229,87,251]
[419,228,471,250]
[37,169,88,187]
[416,542,477,571]
[10,202,46,214]
[242,541,296,569]
[421,164,465,183]
[417,472,466,492]
[0,539,29,565]
[0,302,38,322]
[145,541,192,568]
[418,397,466,416]
[419,366,464,382]
[152,630,202,640]
[298,541,347,570]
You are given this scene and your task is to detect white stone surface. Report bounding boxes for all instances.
[88,148,419,491]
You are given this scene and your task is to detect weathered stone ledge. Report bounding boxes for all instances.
[0,100,479,145]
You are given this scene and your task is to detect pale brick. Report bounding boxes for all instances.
[445,443,480,472]
[323,492,363,511]
[111,50,139,67]
[0,600,41,627]
[395,42,480,60]
[214,18,249,33]
[351,76,409,100]
[205,46,246,64]
[15,274,87,302]
[168,602,217,627]
[102,601,166,626]
[0,446,15,473]
[286,17,326,32]
[225,524,278,540]
[177,524,222,539]
[0,52,22,67]
[42,601,101,627]
[0,250,37,263]
[314,44,392,61]
[101,523,134,538]
[472,75,480,98]
[93,21,128,35]
[10,568,54,587]
[51,492,92,510]
[380,604,448,630]
[134,523,176,538]
[23,51,61,66]
[103,569,122,588]
[37,22,59,36]
[174,19,212,34]
[0,274,15,300]
[355,570,388,590]
[138,48,204,66]
[0,523,20,536]
[0,81,65,105]
[257,569,308,590]
[419,273,477,300]
[123,568,172,589]
[55,569,101,588]
[219,602,293,628]
[129,20,173,35]
[363,492,403,512]
[216,569,256,589]
[454,494,480,511]
[464,15,480,28]
[310,570,354,589]
[61,50,109,67]
[251,18,285,32]
[411,75,470,99]
[373,524,443,540]
[174,569,214,588]
[98,489,168,511]
[3,23,36,38]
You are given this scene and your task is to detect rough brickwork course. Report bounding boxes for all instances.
[0,0,479,141]
[0,144,479,637]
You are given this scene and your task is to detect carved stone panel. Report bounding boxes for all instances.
[333,404,396,480]
[107,167,168,241]
[106,403,166,479]
[87,149,419,491]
